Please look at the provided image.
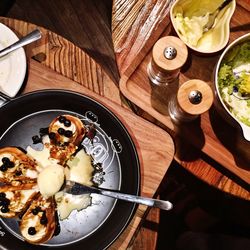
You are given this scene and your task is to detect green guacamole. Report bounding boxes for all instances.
[218,41,250,126]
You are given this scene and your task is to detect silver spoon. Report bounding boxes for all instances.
[203,0,232,32]
[64,180,173,211]
[0,29,42,58]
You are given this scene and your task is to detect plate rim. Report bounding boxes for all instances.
[0,89,140,250]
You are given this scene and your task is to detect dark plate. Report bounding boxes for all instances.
[0,90,140,250]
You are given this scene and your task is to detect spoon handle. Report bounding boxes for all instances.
[99,189,173,210]
[204,0,232,32]
[67,181,173,211]
[0,29,42,58]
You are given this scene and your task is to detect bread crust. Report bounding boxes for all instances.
[0,115,89,245]
[19,194,56,244]
[48,115,86,164]
[0,183,38,218]
[49,114,86,146]
[0,147,38,184]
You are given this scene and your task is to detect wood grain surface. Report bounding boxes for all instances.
[112,0,174,77]
[5,0,120,84]
[0,16,122,106]
[117,4,250,189]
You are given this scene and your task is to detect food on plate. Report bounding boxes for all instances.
[55,191,91,220]
[49,114,86,146]
[217,41,250,126]
[0,147,38,185]
[37,164,65,199]
[174,12,210,46]
[19,194,56,244]
[56,149,94,219]
[0,183,38,218]
[47,115,86,164]
[0,114,100,245]
[66,149,94,186]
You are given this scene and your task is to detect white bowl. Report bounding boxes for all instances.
[170,0,236,54]
[215,33,250,141]
[0,23,26,97]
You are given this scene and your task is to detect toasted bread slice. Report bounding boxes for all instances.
[0,183,38,218]
[0,147,38,185]
[49,114,86,146]
[19,194,56,244]
[48,115,86,164]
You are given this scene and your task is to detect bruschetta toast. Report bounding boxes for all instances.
[48,115,86,164]
[48,114,86,146]
[0,147,38,185]
[0,183,38,218]
[19,194,56,244]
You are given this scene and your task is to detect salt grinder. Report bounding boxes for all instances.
[168,79,214,123]
[147,36,188,85]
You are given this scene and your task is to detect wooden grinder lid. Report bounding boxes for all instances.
[177,79,214,115]
[152,36,188,72]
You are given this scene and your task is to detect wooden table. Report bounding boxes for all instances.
[0,17,175,249]
[112,0,250,199]
[0,0,250,248]
[112,1,250,247]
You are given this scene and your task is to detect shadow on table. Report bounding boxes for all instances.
[149,79,206,157]
[209,106,250,171]
[0,0,15,16]
[157,162,250,250]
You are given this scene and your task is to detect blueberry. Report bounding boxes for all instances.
[233,86,238,92]
[39,127,49,136]
[0,198,10,207]
[64,130,73,138]
[49,132,56,140]
[64,119,71,127]
[58,128,65,135]
[32,207,40,215]
[0,164,8,172]
[2,157,10,164]
[6,161,14,168]
[0,193,6,198]
[59,116,66,123]
[32,135,42,144]
[40,212,48,225]
[15,170,22,176]
[1,206,9,213]
[28,227,36,235]
[0,198,10,206]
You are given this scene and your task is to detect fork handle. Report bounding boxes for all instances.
[98,189,173,211]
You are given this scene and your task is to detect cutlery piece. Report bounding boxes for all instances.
[0,29,42,58]
[64,180,173,211]
[203,0,232,32]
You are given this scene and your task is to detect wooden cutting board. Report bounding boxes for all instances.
[118,3,250,185]
[21,59,175,249]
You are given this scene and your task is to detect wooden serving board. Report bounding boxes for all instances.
[119,4,250,185]
[22,59,175,249]
[112,0,174,77]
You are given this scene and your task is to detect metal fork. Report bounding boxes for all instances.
[64,180,173,211]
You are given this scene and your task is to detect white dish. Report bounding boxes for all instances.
[215,33,250,141]
[0,23,26,97]
[170,0,236,54]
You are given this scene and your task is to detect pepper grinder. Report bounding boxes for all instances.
[147,36,188,86]
[168,79,214,123]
